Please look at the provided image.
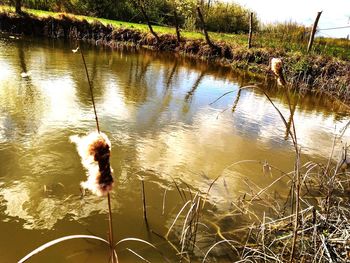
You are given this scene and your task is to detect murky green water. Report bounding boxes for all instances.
[0,34,349,262]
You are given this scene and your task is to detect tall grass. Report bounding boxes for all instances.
[155,59,350,262]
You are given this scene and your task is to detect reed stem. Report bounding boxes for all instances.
[107,192,116,263]
[141,179,148,225]
[80,45,115,262]
[80,46,100,133]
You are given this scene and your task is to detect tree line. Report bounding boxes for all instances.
[6,0,258,34]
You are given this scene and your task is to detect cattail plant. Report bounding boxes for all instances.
[270,57,286,86]
[70,130,116,260]
[271,57,301,262]
[18,46,162,263]
[207,58,303,262]
[70,131,114,196]
[73,46,116,262]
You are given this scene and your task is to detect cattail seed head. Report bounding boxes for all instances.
[270,58,286,86]
[70,132,114,196]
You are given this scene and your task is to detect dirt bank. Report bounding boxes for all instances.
[1,11,349,104]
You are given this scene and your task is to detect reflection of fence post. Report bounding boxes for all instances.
[307,11,322,53]
[248,12,253,48]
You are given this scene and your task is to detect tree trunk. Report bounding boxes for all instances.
[15,0,22,14]
[207,0,211,9]
[133,0,160,43]
[196,5,215,49]
[173,10,181,44]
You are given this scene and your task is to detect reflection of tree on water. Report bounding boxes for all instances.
[123,54,150,104]
[0,39,348,238]
[230,86,299,142]
[18,42,28,74]
[231,88,242,113]
[139,61,180,127]
[165,61,178,90]
[0,41,44,141]
[183,71,206,113]
[90,49,98,85]
[17,41,44,136]
[70,48,105,108]
[185,71,206,102]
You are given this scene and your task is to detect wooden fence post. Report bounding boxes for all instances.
[248,12,253,48]
[307,11,322,53]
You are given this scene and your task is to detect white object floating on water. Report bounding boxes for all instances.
[70,131,114,196]
[72,47,79,53]
[20,71,31,78]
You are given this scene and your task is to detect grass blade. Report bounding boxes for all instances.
[18,235,110,263]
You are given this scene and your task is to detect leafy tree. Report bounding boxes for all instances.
[174,0,196,31]
[172,0,214,47]
[205,2,256,33]
[12,0,256,36]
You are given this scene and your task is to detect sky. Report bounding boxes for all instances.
[221,0,350,38]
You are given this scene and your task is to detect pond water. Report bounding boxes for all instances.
[0,35,349,262]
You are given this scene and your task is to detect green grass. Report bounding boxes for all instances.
[1,5,349,60]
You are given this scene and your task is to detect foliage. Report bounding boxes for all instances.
[261,21,310,43]
[173,0,196,30]
[1,2,349,60]
[3,0,255,34]
[205,2,257,33]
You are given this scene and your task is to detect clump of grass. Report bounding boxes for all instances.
[158,58,350,262]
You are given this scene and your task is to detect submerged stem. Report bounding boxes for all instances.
[107,193,116,263]
[141,179,149,225]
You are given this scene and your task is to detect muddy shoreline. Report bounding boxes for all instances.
[1,11,349,105]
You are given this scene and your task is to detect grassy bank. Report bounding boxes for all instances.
[0,5,349,105]
[2,5,349,60]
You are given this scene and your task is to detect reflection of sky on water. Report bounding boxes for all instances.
[99,75,136,121]
[0,59,12,82]
[0,36,349,230]
[229,90,349,157]
[36,77,80,127]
